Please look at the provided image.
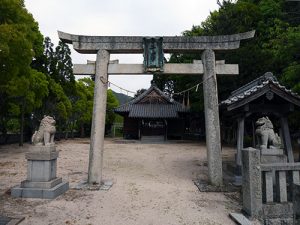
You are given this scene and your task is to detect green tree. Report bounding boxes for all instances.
[54,40,75,96]
[69,79,120,137]
[277,26,300,93]
[72,78,94,137]
[106,89,119,128]
[0,0,44,144]
[154,0,300,114]
[0,0,43,85]
[33,37,76,139]
[44,79,72,139]
[31,36,55,75]
[7,70,48,145]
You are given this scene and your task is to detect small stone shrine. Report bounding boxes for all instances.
[221,72,300,224]
[220,72,300,174]
[11,115,69,199]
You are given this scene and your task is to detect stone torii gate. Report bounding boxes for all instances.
[58,30,255,186]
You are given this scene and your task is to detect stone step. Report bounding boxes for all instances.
[141,136,165,143]
[11,181,69,199]
[229,213,253,225]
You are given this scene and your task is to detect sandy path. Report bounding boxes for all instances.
[0,139,239,225]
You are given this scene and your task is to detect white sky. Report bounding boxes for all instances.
[24,0,219,96]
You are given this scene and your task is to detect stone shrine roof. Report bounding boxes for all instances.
[220,72,300,110]
[114,85,189,119]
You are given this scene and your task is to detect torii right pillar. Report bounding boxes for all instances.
[202,49,223,186]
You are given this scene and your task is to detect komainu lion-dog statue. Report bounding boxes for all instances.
[255,116,281,149]
[31,115,56,146]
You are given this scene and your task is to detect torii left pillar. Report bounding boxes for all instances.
[88,50,109,184]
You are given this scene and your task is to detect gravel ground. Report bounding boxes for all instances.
[0,138,243,225]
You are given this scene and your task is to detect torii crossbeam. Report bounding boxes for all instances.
[59,30,255,187]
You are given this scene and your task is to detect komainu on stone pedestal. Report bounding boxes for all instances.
[11,115,68,199]
[255,116,281,149]
[31,115,56,146]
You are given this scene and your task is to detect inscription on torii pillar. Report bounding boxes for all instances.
[59,30,255,187]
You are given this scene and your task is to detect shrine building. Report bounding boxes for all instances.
[114,85,189,141]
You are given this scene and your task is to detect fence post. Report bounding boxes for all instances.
[293,183,300,223]
[242,147,262,218]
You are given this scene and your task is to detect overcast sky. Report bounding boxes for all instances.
[24,0,219,96]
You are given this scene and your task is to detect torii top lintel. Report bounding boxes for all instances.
[58,30,255,54]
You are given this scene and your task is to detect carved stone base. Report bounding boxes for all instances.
[21,177,62,189]
[263,203,294,225]
[260,148,287,164]
[11,181,69,199]
[261,148,283,155]
[11,145,69,199]
[75,180,113,191]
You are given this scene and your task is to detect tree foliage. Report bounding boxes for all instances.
[0,0,44,144]
[32,37,75,137]
[153,0,300,114]
[0,1,122,143]
[53,41,75,95]
[70,78,94,137]
[106,89,119,126]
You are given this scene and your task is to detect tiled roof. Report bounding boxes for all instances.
[114,85,189,118]
[220,72,300,107]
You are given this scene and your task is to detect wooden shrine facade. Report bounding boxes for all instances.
[114,85,189,140]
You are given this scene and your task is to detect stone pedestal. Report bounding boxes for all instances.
[242,148,263,218]
[11,145,69,199]
[260,148,287,164]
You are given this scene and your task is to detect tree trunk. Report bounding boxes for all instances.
[64,121,69,139]
[70,121,74,139]
[2,126,8,145]
[19,100,25,146]
[65,130,68,139]
[57,120,61,141]
[80,122,85,138]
